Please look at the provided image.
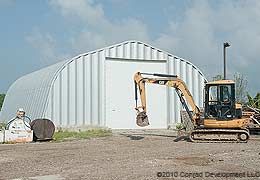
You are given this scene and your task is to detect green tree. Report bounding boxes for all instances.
[247,93,260,110]
[0,94,5,111]
[247,94,254,106]
[256,93,260,110]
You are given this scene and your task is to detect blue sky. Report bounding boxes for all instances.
[0,0,259,95]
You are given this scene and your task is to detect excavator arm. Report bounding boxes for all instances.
[134,72,200,127]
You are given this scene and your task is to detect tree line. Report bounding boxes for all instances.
[0,94,5,111]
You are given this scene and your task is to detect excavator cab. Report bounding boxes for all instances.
[204,80,237,120]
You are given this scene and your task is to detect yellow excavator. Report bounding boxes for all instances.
[134,72,250,142]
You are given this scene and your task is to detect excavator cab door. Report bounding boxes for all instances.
[205,83,236,120]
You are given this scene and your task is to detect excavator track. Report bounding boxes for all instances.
[189,129,249,143]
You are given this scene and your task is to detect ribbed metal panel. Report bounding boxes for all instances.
[0,60,67,122]
[1,40,207,129]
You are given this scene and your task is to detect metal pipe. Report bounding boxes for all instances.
[223,42,230,80]
[134,81,138,108]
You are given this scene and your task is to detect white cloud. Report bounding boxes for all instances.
[31,0,260,93]
[49,0,149,53]
[155,1,220,76]
[25,31,70,65]
[49,0,106,28]
[154,0,260,94]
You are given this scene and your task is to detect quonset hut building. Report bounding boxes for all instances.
[1,41,206,129]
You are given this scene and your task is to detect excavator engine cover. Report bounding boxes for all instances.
[136,112,149,127]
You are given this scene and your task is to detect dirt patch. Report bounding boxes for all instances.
[0,130,259,180]
[176,156,211,166]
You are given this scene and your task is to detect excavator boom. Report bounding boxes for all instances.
[134,72,200,127]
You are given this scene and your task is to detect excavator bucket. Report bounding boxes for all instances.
[136,112,149,127]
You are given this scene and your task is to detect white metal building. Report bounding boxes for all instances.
[1,40,206,129]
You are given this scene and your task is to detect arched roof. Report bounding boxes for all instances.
[1,60,67,121]
[0,40,206,121]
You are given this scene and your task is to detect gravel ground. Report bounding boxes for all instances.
[0,129,260,180]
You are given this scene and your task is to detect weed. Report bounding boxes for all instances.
[52,129,112,142]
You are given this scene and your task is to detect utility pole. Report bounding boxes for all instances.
[223,42,230,80]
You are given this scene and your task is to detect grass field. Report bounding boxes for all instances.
[52,128,112,142]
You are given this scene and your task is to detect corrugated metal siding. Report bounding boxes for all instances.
[0,60,67,122]
[166,56,205,125]
[1,40,207,129]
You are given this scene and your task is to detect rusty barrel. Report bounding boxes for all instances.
[30,119,55,141]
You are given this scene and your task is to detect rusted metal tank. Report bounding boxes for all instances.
[30,119,55,141]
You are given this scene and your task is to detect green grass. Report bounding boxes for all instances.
[52,129,112,142]
[176,123,184,130]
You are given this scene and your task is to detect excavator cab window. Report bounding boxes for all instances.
[220,85,231,103]
[205,83,236,120]
[208,85,218,117]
